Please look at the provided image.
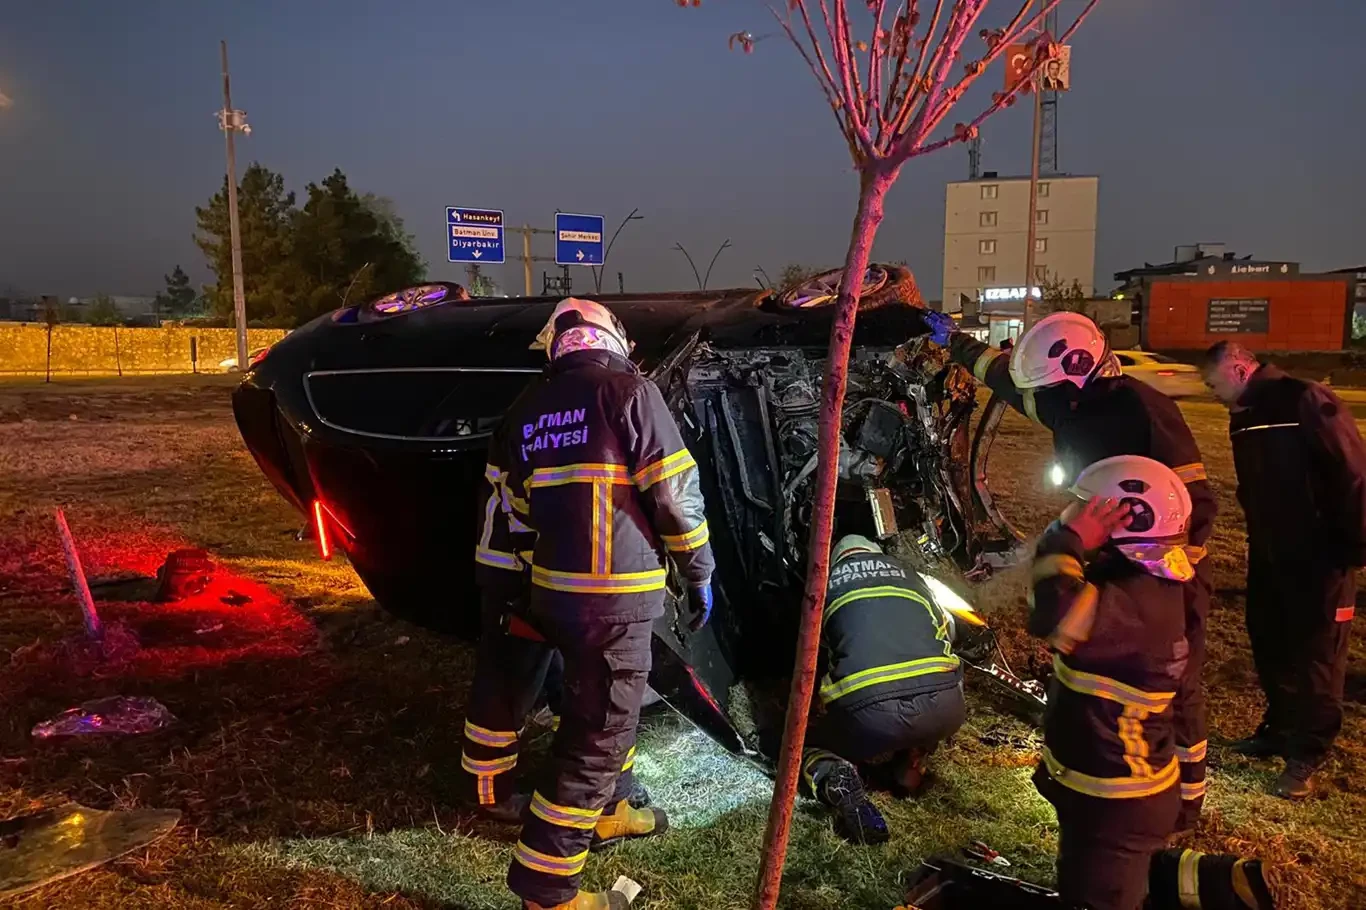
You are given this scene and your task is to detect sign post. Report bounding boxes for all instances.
[447,207,506,265]
[555,213,605,267]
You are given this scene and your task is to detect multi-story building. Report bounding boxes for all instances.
[941,172,1099,315]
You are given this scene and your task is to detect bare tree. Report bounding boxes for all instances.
[686,3,1108,907]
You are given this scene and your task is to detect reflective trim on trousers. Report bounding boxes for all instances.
[1180,780,1208,802]
[622,745,636,772]
[513,841,590,877]
[461,752,518,806]
[1052,654,1176,713]
[1040,747,1180,799]
[528,792,603,831]
[1178,848,1202,909]
[819,656,961,704]
[464,720,520,749]
[475,546,522,571]
[1175,740,1208,763]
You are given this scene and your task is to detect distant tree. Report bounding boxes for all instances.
[154,265,201,320]
[778,263,820,288]
[290,170,426,323]
[194,163,302,326]
[1040,275,1087,314]
[85,294,121,326]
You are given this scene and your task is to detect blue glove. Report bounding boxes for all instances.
[921,310,956,346]
[685,583,713,632]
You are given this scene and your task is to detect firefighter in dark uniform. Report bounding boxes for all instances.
[1203,341,1366,799]
[1029,455,1197,910]
[799,535,966,844]
[920,310,1216,831]
[491,298,716,910]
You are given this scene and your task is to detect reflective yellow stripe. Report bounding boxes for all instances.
[1023,388,1041,424]
[1172,462,1207,484]
[1186,546,1208,564]
[1041,747,1180,799]
[514,841,590,876]
[528,463,631,488]
[802,749,841,794]
[484,463,504,484]
[973,348,1003,382]
[1049,583,1098,655]
[1231,860,1259,907]
[464,720,519,748]
[1032,553,1084,582]
[622,745,636,772]
[531,565,667,594]
[1052,654,1175,713]
[591,482,604,575]
[1178,849,1202,908]
[1175,740,1208,763]
[1118,705,1154,779]
[662,521,710,552]
[1181,780,1208,802]
[461,753,518,775]
[509,493,530,516]
[529,792,603,830]
[475,547,522,571]
[819,656,960,703]
[633,449,697,490]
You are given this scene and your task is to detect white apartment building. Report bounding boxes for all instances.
[941,173,1099,313]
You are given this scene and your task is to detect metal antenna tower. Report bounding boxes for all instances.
[1040,4,1060,174]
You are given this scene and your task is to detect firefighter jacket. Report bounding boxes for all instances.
[488,348,715,622]
[947,334,1216,548]
[1230,365,1366,567]
[1029,522,1191,800]
[818,550,962,711]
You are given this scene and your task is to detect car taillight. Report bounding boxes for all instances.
[1157,370,1175,377]
[249,347,271,368]
[312,500,332,560]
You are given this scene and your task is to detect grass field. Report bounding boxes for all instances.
[1,375,1364,909]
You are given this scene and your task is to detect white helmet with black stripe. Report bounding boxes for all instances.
[1008,311,1116,390]
[1070,455,1192,542]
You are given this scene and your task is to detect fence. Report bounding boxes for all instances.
[0,324,289,377]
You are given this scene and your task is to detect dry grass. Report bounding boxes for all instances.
[0,376,1363,909]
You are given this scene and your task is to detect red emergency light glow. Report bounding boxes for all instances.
[312,500,332,560]
[1157,370,1176,377]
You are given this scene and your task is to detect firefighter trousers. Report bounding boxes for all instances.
[462,590,562,807]
[1246,553,1355,768]
[1034,765,1180,910]
[1173,560,1211,830]
[801,684,966,803]
[506,614,652,907]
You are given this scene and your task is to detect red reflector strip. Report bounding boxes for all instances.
[312,500,332,560]
[1336,606,1355,622]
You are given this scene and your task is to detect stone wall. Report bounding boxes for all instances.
[0,324,288,375]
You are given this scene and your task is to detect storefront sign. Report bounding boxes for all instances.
[979,286,1042,302]
[1203,261,1298,278]
[1206,298,1270,334]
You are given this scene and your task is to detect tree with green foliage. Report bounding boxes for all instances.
[85,294,121,326]
[777,263,820,289]
[153,265,201,320]
[1040,274,1088,314]
[194,163,303,326]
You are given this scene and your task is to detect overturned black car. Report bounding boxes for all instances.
[233,269,1040,761]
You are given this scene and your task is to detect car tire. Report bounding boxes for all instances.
[776,263,925,311]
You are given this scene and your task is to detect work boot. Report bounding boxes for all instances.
[1231,723,1286,758]
[822,763,890,845]
[1274,761,1315,800]
[523,890,629,910]
[590,798,669,851]
[478,791,530,824]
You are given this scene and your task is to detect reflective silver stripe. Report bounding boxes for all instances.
[1230,422,1299,436]
[1178,849,1202,908]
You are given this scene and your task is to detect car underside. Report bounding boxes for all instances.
[232,273,1046,767]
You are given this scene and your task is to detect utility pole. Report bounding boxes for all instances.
[1022,12,1044,332]
[217,40,251,370]
[517,225,556,296]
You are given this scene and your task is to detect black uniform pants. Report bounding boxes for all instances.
[463,590,559,807]
[1034,765,1180,910]
[1173,560,1211,829]
[801,684,966,803]
[507,612,652,906]
[1246,552,1355,768]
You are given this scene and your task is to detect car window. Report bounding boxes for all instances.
[1116,354,1135,367]
[1147,353,1179,364]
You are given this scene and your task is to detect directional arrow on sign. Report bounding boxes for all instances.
[472,249,482,259]
[576,250,585,262]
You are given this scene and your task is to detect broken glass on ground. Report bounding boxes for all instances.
[0,804,181,898]
[31,695,175,740]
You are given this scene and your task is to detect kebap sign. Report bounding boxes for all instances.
[1206,298,1270,334]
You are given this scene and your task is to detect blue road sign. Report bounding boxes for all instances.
[447,207,505,264]
[555,212,605,266]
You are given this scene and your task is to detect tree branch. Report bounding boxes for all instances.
[893,0,979,153]
[771,5,860,158]
[909,55,1037,158]
[866,0,890,137]
[886,0,949,145]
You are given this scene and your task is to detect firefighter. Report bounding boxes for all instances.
[798,535,966,845]
[1029,455,1197,910]
[492,298,716,910]
[1202,341,1365,799]
[919,310,1216,832]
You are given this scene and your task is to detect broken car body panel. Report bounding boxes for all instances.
[232,280,1029,763]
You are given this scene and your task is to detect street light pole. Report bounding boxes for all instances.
[218,40,251,370]
[1022,11,1045,332]
[594,208,643,294]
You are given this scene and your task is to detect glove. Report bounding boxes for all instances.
[920,310,956,346]
[683,583,713,632]
[1061,496,1131,551]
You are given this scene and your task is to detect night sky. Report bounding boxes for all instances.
[1,0,1363,301]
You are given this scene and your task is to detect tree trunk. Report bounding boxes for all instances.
[752,167,894,910]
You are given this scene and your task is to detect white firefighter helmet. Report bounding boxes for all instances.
[832,534,882,563]
[530,297,632,358]
[1069,455,1192,542]
[1008,311,1108,390]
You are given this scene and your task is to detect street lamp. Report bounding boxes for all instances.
[217,40,251,372]
[593,209,644,294]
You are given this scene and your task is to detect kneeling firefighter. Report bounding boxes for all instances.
[920,310,1216,833]
[491,298,716,910]
[799,535,966,845]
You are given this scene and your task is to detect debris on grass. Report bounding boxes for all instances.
[31,695,176,739]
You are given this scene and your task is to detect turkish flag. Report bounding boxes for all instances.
[1005,44,1033,90]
